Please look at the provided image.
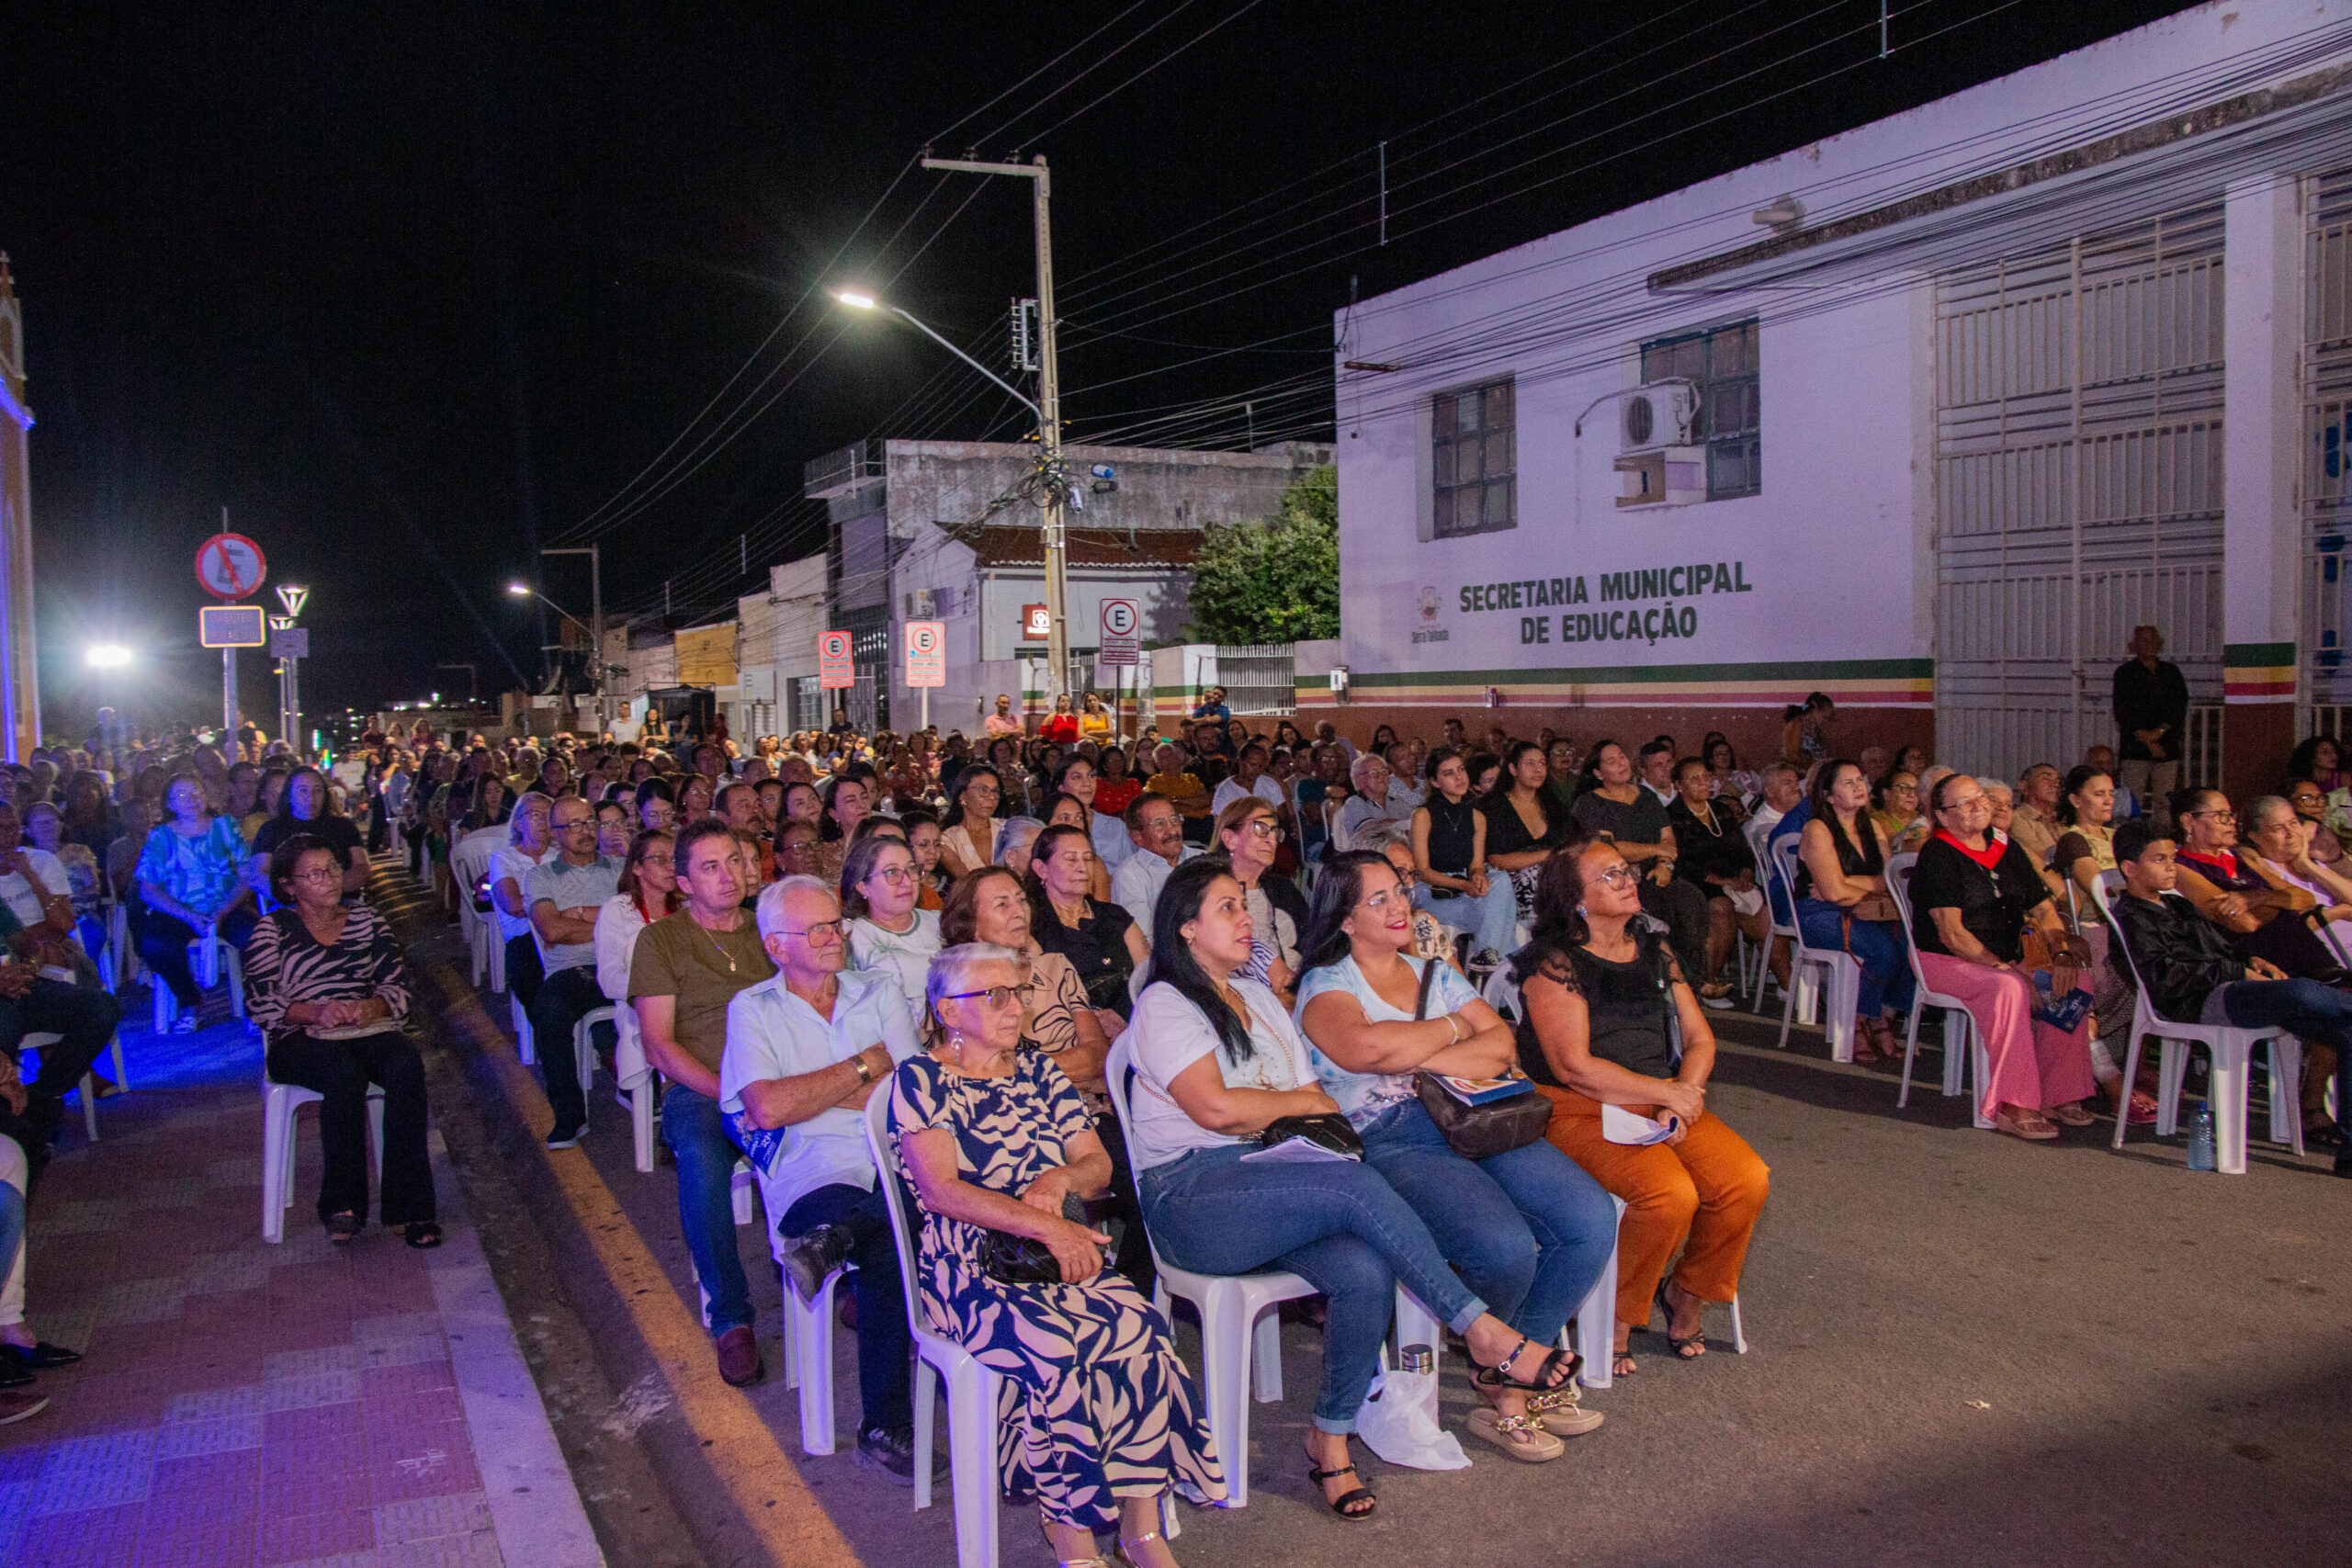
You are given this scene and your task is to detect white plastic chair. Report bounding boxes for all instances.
[569,1003,611,1123]
[1883,854,1991,1125]
[151,931,247,1033]
[1746,819,1810,1019]
[2089,873,2300,1173]
[615,1005,657,1173]
[261,1072,384,1242]
[452,828,508,993]
[106,898,142,987]
[1770,839,1859,1062]
[17,1032,125,1143]
[753,1159,854,1457]
[864,1089,1009,1565]
[510,994,537,1066]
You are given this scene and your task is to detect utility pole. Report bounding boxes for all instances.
[921,152,1070,711]
[542,545,606,733]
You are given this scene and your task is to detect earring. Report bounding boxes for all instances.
[1577,905,1587,916]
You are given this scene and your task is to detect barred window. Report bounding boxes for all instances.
[1431,378,1516,538]
[1640,320,1759,500]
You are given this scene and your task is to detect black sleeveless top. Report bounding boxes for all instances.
[1792,814,1881,902]
[1421,794,1481,878]
[1511,929,1677,1085]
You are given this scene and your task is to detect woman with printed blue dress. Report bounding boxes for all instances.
[887,942,1222,1568]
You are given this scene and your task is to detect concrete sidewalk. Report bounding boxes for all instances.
[0,975,600,1567]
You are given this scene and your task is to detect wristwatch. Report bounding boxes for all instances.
[852,1053,876,1085]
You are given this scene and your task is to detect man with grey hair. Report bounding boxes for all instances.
[720,875,927,1480]
[1336,750,1414,852]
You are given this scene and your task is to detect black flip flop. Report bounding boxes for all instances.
[402,1222,443,1249]
[1469,1332,1581,1393]
[1654,1280,1705,1359]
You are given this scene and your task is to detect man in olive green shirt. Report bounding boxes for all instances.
[628,818,776,1386]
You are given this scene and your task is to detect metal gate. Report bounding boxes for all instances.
[2303,170,2352,724]
[1935,203,2226,785]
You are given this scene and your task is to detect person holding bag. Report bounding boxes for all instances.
[1292,851,1617,1457]
[1125,860,1595,1508]
[1514,840,1770,1377]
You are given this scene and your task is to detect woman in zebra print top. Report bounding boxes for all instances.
[245,834,439,1247]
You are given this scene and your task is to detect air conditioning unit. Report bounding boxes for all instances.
[1620,382,1697,453]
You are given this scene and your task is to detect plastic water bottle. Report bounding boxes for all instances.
[2187,1100,2216,1171]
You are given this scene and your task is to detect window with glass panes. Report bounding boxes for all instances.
[1430,379,1515,537]
[1639,320,1759,500]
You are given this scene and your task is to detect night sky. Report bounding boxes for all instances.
[2,0,2192,739]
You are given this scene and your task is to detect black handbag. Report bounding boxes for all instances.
[1254,1112,1366,1159]
[1409,957,1553,1160]
[979,1193,1124,1286]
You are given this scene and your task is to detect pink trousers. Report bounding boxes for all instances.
[1917,953,2099,1120]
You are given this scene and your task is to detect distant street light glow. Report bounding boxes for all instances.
[507,583,532,597]
[833,289,876,310]
[85,645,131,669]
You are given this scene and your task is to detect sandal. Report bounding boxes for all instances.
[1995,1108,2059,1142]
[1305,1445,1377,1520]
[1611,1348,1639,1377]
[1466,1333,1580,1394]
[325,1212,362,1244]
[402,1222,443,1249]
[1527,1381,1604,1438]
[2122,1089,2159,1125]
[1464,1404,1564,1462]
[1653,1280,1706,1359]
[1115,1527,1178,1565]
[2046,1101,2095,1128]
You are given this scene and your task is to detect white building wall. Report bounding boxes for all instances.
[1328,0,2352,772]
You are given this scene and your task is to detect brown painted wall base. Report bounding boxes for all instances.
[1299,702,1936,773]
[2222,703,2297,807]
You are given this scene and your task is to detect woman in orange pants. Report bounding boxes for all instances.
[1513,837,1770,1374]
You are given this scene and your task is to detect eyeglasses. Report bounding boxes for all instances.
[1237,819,1285,841]
[640,852,674,869]
[943,985,1024,1009]
[866,864,918,884]
[292,867,342,884]
[1590,863,1639,888]
[1357,886,1410,911]
[1138,815,1181,834]
[2187,809,2238,825]
[2291,794,2324,806]
[783,919,846,943]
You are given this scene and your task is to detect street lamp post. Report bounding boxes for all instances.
[540,546,606,733]
[836,151,1071,713]
[509,578,604,733]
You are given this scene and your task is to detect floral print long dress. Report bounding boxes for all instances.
[885,1052,1225,1529]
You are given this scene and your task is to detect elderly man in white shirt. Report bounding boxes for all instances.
[1110,791,1200,934]
[718,875,928,1481]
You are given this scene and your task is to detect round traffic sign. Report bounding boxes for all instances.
[196,533,267,601]
[820,630,852,661]
[908,623,942,656]
[1100,599,1138,638]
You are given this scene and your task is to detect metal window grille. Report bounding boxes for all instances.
[1933,203,2225,786]
[1640,319,1760,500]
[2302,170,2352,716]
[1430,378,1516,538]
[1213,645,1297,716]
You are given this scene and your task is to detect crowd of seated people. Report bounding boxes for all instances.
[0,688,2282,1543]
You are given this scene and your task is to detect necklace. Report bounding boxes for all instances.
[695,910,740,973]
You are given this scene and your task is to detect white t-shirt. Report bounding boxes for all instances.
[0,850,67,929]
[1121,977,1314,1173]
[1211,774,1287,817]
[847,908,943,1017]
[1111,844,1200,936]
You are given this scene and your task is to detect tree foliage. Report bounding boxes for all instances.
[1182,464,1340,644]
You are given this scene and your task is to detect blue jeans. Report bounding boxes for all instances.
[1139,1143,1487,1433]
[1414,878,1519,962]
[1797,901,1917,1020]
[2214,979,2352,1117]
[1357,1100,1614,1345]
[662,1085,752,1337]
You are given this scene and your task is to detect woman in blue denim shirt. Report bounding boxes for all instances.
[1295,851,1618,1461]
[1124,860,1587,1518]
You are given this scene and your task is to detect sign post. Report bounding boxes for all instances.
[904,620,946,733]
[197,521,267,746]
[1098,598,1139,740]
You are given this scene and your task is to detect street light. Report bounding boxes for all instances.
[85,645,131,669]
[830,290,1042,418]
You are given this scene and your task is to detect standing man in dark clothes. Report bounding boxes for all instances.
[2112,625,2190,831]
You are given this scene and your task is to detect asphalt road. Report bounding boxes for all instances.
[391,871,2352,1568]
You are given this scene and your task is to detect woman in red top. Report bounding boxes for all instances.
[1038,693,1081,745]
[1091,746,1142,818]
